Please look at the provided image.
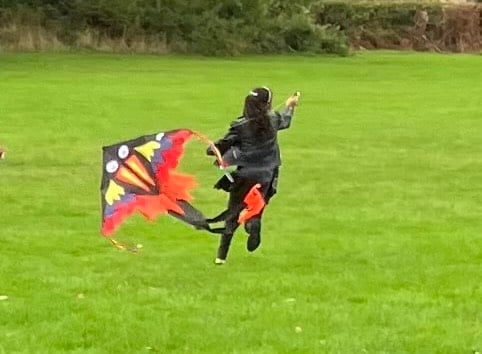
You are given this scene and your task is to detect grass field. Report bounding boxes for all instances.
[1,51,482,353]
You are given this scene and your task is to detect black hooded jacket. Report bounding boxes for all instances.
[209,107,294,169]
[207,107,294,193]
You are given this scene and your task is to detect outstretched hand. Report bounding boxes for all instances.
[285,92,300,108]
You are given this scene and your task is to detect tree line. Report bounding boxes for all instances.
[0,0,348,55]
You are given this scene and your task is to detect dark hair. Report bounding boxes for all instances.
[243,87,274,138]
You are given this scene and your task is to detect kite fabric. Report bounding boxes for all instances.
[205,183,266,225]
[238,184,266,223]
[101,129,214,236]
[100,128,266,248]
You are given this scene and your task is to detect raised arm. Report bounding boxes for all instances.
[272,106,294,130]
[271,93,299,131]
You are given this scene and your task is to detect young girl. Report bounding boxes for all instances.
[207,87,299,264]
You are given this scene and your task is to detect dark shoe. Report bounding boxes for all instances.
[247,233,261,252]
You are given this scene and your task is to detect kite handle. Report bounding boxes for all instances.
[272,90,301,111]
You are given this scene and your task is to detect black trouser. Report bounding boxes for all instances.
[215,167,279,260]
[216,178,267,260]
[217,178,252,260]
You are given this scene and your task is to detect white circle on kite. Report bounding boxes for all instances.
[106,160,119,173]
[156,133,164,141]
[118,145,129,159]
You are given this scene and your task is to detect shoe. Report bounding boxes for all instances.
[214,258,226,265]
[247,233,261,252]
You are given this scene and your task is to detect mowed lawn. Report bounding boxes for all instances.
[1,52,482,353]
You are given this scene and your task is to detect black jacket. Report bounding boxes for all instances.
[208,108,294,193]
[209,107,294,170]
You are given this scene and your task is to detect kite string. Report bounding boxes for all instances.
[191,130,234,182]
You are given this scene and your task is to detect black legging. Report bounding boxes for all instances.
[216,178,268,260]
[214,167,279,260]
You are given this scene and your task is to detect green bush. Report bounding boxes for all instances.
[0,0,349,55]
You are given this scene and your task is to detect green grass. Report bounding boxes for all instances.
[1,51,482,353]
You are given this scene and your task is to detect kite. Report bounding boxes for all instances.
[100,128,265,250]
[100,129,218,246]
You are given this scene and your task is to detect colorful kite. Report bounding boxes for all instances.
[100,129,226,247]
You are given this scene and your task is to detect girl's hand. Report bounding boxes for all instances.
[285,93,299,108]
